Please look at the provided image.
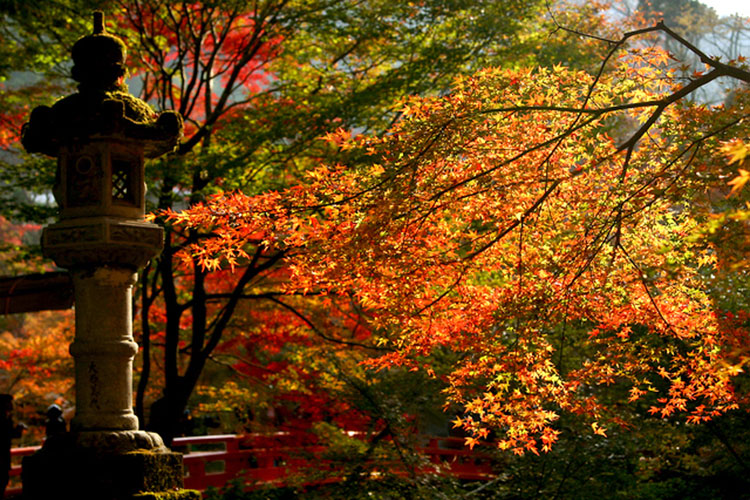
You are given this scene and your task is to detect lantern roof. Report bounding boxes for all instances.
[21,12,183,158]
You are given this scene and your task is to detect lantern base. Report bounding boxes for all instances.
[22,431,199,499]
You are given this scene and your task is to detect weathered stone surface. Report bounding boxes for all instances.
[53,140,148,219]
[72,430,167,453]
[71,11,127,93]
[42,217,163,270]
[21,94,183,159]
[64,267,140,432]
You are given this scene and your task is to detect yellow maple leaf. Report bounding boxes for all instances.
[465,436,479,450]
[591,421,607,437]
[728,169,750,196]
[722,140,750,166]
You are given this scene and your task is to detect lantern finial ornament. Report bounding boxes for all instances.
[70,11,126,92]
[93,11,104,34]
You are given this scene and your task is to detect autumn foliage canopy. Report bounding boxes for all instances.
[166,29,750,454]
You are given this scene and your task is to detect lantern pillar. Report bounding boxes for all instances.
[69,267,140,432]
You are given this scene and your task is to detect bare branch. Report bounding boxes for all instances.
[266,295,392,352]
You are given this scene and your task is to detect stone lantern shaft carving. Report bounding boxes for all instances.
[20,12,196,500]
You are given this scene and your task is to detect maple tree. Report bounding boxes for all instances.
[0,311,74,431]
[2,0,561,445]
[0,217,74,441]
[167,20,750,456]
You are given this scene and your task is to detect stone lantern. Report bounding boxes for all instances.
[20,12,199,500]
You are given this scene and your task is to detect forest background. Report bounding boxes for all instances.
[1,0,750,498]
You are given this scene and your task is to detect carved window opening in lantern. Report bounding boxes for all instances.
[111,157,135,205]
[67,154,102,207]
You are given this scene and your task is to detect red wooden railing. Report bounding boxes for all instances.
[7,446,38,497]
[174,433,496,491]
[7,433,494,495]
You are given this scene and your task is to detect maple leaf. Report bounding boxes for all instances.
[723,140,750,166]
[728,169,750,197]
[591,422,607,437]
